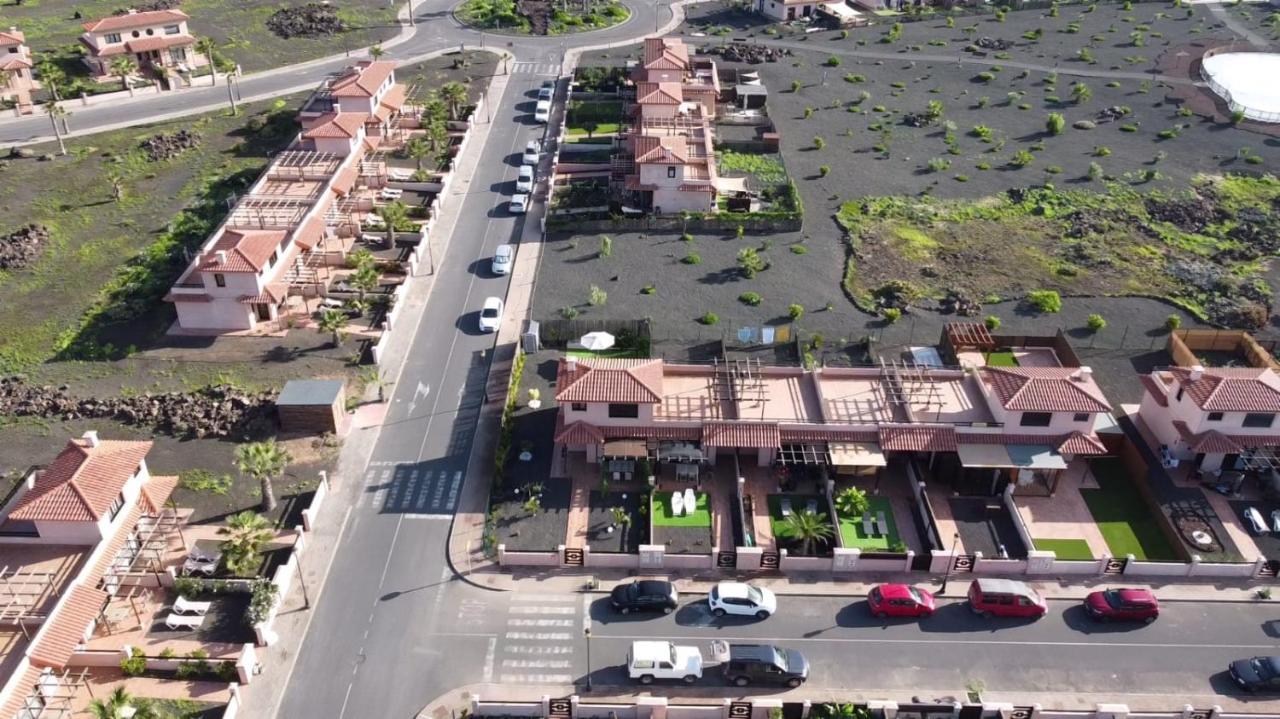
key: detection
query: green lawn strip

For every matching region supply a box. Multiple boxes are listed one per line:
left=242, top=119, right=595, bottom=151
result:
left=651, top=491, right=711, bottom=527
left=984, top=351, right=1019, bottom=367
left=566, top=348, right=646, bottom=359
left=1033, top=537, right=1094, bottom=560
left=1080, top=461, right=1179, bottom=560
left=567, top=124, right=620, bottom=137
left=836, top=495, right=901, bottom=551
left=767, top=494, right=833, bottom=541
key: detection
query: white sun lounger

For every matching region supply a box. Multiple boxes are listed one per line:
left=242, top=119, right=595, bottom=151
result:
left=683, top=488, right=696, bottom=515
left=165, top=613, right=205, bottom=630
left=780, top=497, right=792, bottom=517
left=805, top=498, right=818, bottom=515
left=862, top=514, right=876, bottom=537
left=174, top=596, right=213, bottom=616
left=876, top=510, right=889, bottom=535
left=671, top=491, right=685, bottom=517
left=182, top=557, right=218, bottom=577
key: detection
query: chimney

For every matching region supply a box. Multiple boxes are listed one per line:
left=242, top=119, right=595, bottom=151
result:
left=82, top=430, right=100, bottom=448
left=566, top=357, right=578, bottom=373
left=215, top=250, right=228, bottom=265
left=1189, top=364, right=1205, bottom=382
left=1074, top=366, right=1093, bottom=381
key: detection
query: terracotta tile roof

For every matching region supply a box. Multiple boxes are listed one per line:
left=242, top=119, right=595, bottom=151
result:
left=302, top=112, right=368, bottom=139
left=1168, top=367, right=1280, bottom=413
left=201, top=229, right=287, bottom=273
left=1057, top=431, right=1108, bottom=456
left=556, top=357, right=664, bottom=404
left=238, top=283, right=287, bottom=305
left=0, top=665, right=44, bottom=718
left=623, top=177, right=660, bottom=192
left=703, top=421, right=780, bottom=448
left=139, top=475, right=178, bottom=515
left=0, top=28, right=26, bottom=45
left=29, top=584, right=107, bottom=668
left=330, top=60, right=395, bottom=98
left=635, top=136, right=689, bottom=164
left=83, top=9, right=189, bottom=33
left=982, top=367, right=1111, bottom=413
left=164, top=291, right=213, bottom=303
left=0, top=55, right=32, bottom=71
left=677, top=183, right=715, bottom=192
left=1139, top=374, right=1169, bottom=407
left=878, top=425, right=956, bottom=452
left=636, top=81, right=683, bottom=105
left=10, top=439, right=151, bottom=522
left=330, top=162, right=361, bottom=196
left=81, top=37, right=127, bottom=57
left=602, top=425, right=701, bottom=440
left=555, top=419, right=605, bottom=445
left=125, top=34, right=193, bottom=53
left=643, top=38, right=689, bottom=71
left=778, top=427, right=879, bottom=443
left=380, top=83, right=407, bottom=114
left=1190, top=430, right=1242, bottom=454
left=293, top=213, right=328, bottom=249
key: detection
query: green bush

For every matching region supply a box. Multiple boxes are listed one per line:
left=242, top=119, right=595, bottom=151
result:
left=926, top=157, right=951, bottom=173
left=975, top=72, right=996, bottom=82
left=819, top=165, right=830, bottom=177
left=588, top=285, right=607, bottom=306
left=825, top=55, right=842, bottom=67
left=1026, top=290, right=1063, bottom=313
left=1010, top=149, right=1035, bottom=168
left=788, top=304, right=805, bottom=320
left=791, top=244, right=808, bottom=255
left=844, top=73, right=866, bottom=83
left=1165, top=314, right=1182, bottom=330
left=641, top=284, right=656, bottom=295
left=121, top=647, right=146, bottom=677
left=1045, top=112, right=1066, bottom=135
left=1094, top=145, right=1112, bottom=156
left=882, top=307, right=902, bottom=323
left=984, top=315, right=1001, bottom=330
left=699, top=312, right=719, bottom=325
left=739, top=291, right=763, bottom=306
left=1086, top=313, right=1107, bottom=331
left=681, top=252, right=702, bottom=265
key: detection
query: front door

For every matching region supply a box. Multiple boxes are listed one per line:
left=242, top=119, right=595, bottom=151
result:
left=254, top=303, right=271, bottom=321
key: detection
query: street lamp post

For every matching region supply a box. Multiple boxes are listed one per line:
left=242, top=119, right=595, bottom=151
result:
left=939, top=531, right=961, bottom=595
left=583, top=626, right=593, bottom=691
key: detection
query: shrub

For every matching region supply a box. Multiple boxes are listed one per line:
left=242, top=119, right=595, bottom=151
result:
left=598, top=235, right=612, bottom=258
left=588, top=285, right=607, bottom=306
left=788, top=303, right=805, bottom=320
left=1087, top=161, right=1104, bottom=180
left=984, top=315, right=1002, bottom=330
left=819, top=165, right=830, bottom=177
left=1231, top=110, right=1245, bottom=125
left=1157, top=128, right=1179, bottom=139
left=1072, top=82, right=1093, bottom=103
left=970, top=124, right=994, bottom=140
left=1119, top=123, right=1139, bottom=132
left=1045, top=165, right=1063, bottom=174
left=1086, top=313, right=1107, bottom=331
left=1165, top=314, right=1182, bottom=330
left=1026, top=290, right=1062, bottom=313
left=699, top=312, right=719, bottom=325
left=791, top=80, right=802, bottom=93
left=926, top=157, right=951, bottom=173
left=121, top=647, right=146, bottom=677
left=1010, top=149, right=1035, bottom=168
left=813, top=136, right=826, bottom=150
left=844, top=73, right=866, bottom=83
left=882, top=307, right=902, bottom=323
left=1094, top=145, right=1111, bottom=156
left=835, top=486, right=870, bottom=517
left=825, top=55, right=842, bottom=67
left=641, top=284, right=656, bottom=295
left=976, top=96, right=990, bottom=108
left=839, top=29, right=849, bottom=38
left=975, top=71, right=996, bottom=82
left=954, top=174, right=969, bottom=182
left=737, top=247, right=768, bottom=278
left=791, top=244, right=808, bottom=255
left=560, top=306, right=579, bottom=319
left=976, top=161, right=991, bottom=170
left=1045, top=112, right=1066, bottom=135
left=803, top=106, right=814, bottom=119
left=739, top=291, right=763, bottom=306
left=681, top=252, right=702, bottom=265
left=681, top=232, right=694, bottom=242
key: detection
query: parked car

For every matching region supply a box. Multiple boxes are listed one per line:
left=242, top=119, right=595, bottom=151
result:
left=867, top=583, right=935, bottom=619
left=967, top=578, right=1047, bottom=619
left=508, top=193, right=529, bottom=214
left=491, top=244, right=514, bottom=275
left=538, top=84, right=554, bottom=101
left=1244, top=506, right=1269, bottom=534
left=478, top=296, right=503, bottom=333
left=721, top=644, right=808, bottom=688
left=534, top=99, right=551, bottom=123
left=522, top=139, right=541, bottom=165
left=627, top=640, right=702, bottom=684
left=515, top=164, right=535, bottom=193
left=708, top=582, right=776, bottom=619
left=1083, top=588, right=1159, bottom=623
left=610, top=580, right=678, bottom=615
left=1229, top=656, right=1280, bottom=692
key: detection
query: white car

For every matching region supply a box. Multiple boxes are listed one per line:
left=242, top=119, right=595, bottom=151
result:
left=515, top=165, right=534, bottom=193
left=627, top=641, right=703, bottom=685
left=522, top=139, right=541, bottom=165
left=708, top=581, right=777, bottom=619
left=491, top=244, right=514, bottom=275
left=538, top=85, right=554, bottom=101
left=478, top=296, right=503, bottom=333
left=508, top=193, right=529, bottom=214
left=1244, top=506, right=1268, bottom=535
left=534, top=99, right=551, bottom=123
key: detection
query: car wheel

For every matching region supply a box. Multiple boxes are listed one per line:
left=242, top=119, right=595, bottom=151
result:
left=787, top=678, right=803, bottom=688
left=1144, top=615, right=1156, bottom=624
left=875, top=611, right=888, bottom=619
left=639, top=675, right=654, bottom=685
left=713, top=608, right=727, bottom=617
left=620, top=607, right=630, bottom=615
left=981, top=611, right=993, bottom=620
left=734, top=677, right=750, bottom=687
left=683, top=675, right=698, bottom=684
left=663, top=606, right=673, bottom=615
left=756, top=610, right=771, bottom=620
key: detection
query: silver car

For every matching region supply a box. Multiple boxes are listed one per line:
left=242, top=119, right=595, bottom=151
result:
left=491, top=244, right=514, bottom=275
left=515, top=165, right=534, bottom=193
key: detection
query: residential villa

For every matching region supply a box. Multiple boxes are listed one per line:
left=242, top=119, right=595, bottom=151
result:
left=79, top=8, right=205, bottom=82
left=617, top=38, right=723, bottom=214
left=0, top=431, right=184, bottom=716
left=553, top=333, right=1112, bottom=497
left=165, top=60, right=406, bottom=333
left=0, top=27, right=38, bottom=112
left=755, top=0, right=822, bottom=22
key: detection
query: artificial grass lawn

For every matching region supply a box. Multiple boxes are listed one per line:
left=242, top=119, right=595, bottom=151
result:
left=1033, top=537, right=1094, bottom=561
left=1080, top=460, right=1179, bottom=561
left=651, top=492, right=711, bottom=527
left=567, top=124, right=621, bottom=136
left=566, top=348, right=648, bottom=360
left=837, top=496, right=902, bottom=551
left=767, top=494, right=832, bottom=542
left=985, top=351, right=1019, bottom=367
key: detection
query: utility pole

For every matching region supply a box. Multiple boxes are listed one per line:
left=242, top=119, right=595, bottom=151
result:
left=226, top=76, right=238, bottom=113
left=939, top=531, right=961, bottom=594
left=407, top=0, right=416, bottom=25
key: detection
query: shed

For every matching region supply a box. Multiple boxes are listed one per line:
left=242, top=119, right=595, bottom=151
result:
left=277, top=379, right=346, bottom=434
left=734, top=84, right=768, bottom=110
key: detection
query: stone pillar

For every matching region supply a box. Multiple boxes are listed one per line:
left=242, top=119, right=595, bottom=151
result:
left=833, top=547, right=860, bottom=572
left=903, top=550, right=914, bottom=572
left=737, top=546, right=763, bottom=571
left=639, top=544, right=665, bottom=569
left=498, top=544, right=507, bottom=565
left=1095, top=703, right=1130, bottom=719
left=637, top=696, right=668, bottom=719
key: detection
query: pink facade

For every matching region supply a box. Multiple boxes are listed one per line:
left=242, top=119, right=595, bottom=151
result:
left=0, top=28, right=38, bottom=111
left=79, top=9, right=206, bottom=81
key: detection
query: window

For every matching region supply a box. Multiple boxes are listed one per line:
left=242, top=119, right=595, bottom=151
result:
left=269, top=251, right=278, bottom=267
left=213, top=273, right=226, bottom=288
left=6, top=47, right=16, bottom=54
left=169, top=47, right=186, bottom=63
left=105, top=33, right=122, bottom=44
left=1019, top=412, right=1052, bottom=427
left=1072, top=412, right=1090, bottom=423
left=667, top=166, right=676, bottom=178
left=145, top=28, right=154, bottom=36
left=1244, top=413, right=1275, bottom=429
left=131, top=30, right=141, bottom=38
left=106, top=492, right=126, bottom=522
left=1208, top=412, right=1224, bottom=422
left=608, top=403, right=639, bottom=418
left=570, top=402, right=587, bottom=412
left=164, top=24, right=181, bottom=35
left=1175, top=387, right=1184, bottom=402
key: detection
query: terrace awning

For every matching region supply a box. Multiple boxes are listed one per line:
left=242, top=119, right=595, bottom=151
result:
left=829, top=441, right=887, bottom=467
left=778, top=443, right=829, bottom=465
left=1005, top=444, right=1068, bottom=470
left=603, top=439, right=648, bottom=458
left=956, top=443, right=1014, bottom=469
left=658, top=440, right=705, bottom=463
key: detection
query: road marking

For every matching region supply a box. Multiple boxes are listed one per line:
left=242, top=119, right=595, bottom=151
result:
left=506, top=632, right=573, bottom=640
left=598, top=633, right=1280, bottom=651
left=446, top=470, right=462, bottom=510
left=376, top=514, right=404, bottom=590
left=510, top=593, right=578, bottom=603
left=502, top=659, right=573, bottom=669
left=498, top=673, right=575, bottom=684
left=483, top=637, right=497, bottom=683
left=505, top=645, right=574, bottom=655
left=508, top=605, right=577, bottom=615
left=508, top=618, right=574, bottom=627
left=402, top=514, right=454, bottom=520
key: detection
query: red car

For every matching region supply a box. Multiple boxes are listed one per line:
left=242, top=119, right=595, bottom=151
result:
left=868, top=583, right=936, bottom=618
left=1083, top=588, right=1159, bottom=623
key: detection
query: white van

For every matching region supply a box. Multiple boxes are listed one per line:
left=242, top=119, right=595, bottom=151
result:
left=627, top=641, right=704, bottom=684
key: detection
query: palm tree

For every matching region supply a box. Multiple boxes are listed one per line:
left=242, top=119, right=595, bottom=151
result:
left=350, top=262, right=381, bottom=305
left=35, top=57, right=65, bottom=101
left=88, top=687, right=156, bottom=719
left=195, top=37, right=219, bottom=86
left=377, top=200, right=409, bottom=248
left=403, top=137, right=431, bottom=171
left=440, top=81, right=469, bottom=120
left=218, top=510, right=274, bottom=576
left=369, top=44, right=386, bottom=60
left=46, top=102, right=68, bottom=156
left=108, top=56, right=137, bottom=94
left=780, top=509, right=834, bottom=556
left=317, top=307, right=349, bottom=348
left=233, top=439, right=292, bottom=513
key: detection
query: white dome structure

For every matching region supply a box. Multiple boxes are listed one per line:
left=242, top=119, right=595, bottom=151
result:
left=1201, top=50, right=1280, bottom=123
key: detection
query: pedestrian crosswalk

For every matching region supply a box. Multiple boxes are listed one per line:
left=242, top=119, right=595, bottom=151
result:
left=493, top=593, right=582, bottom=684
left=359, top=464, right=463, bottom=515
left=511, top=61, right=560, bottom=75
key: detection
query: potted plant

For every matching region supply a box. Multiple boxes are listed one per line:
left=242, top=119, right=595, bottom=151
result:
left=519, top=440, right=534, bottom=462
left=527, top=387, right=541, bottom=409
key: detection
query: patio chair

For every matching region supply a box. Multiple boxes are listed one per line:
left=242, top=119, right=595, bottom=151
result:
left=164, top=613, right=205, bottom=631
left=780, top=497, right=792, bottom=517
left=612, top=471, right=621, bottom=482
left=671, top=491, right=685, bottom=517
left=173, top=595, right=213, bottom=616
left=862, top=515, right=876, bottom=537
left=683, top=488, right=696, bottom=515
left=876, top=510, right=889, bottom=535
left=181, top=556, right=218, bottom=577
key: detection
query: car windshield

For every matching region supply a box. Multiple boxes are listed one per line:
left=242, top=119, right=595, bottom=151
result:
left=907, top=587, right=923, bottom=604
left=1103, top=591, right=1124, bottom=609
left=869, top=587, right=882, bottom=602
left=747, top=586, right=763, bottom=603
left=482, top=308, right=498, bottom=318
left=773, top=648, right=787, bottom=669
left=1254, top=658, right=1280, bottom=679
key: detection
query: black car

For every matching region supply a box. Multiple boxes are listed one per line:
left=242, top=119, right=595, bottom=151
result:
left=1229, top=656, right=1280, bottom=692
left=610, top=580, right=678, bottom=615
left=721, top=644, right=809, bottom=688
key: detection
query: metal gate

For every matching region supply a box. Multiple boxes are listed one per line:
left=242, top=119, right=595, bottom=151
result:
left=1103, top=556, right=1127, bottom=575
left=717, top=550, right=737, bottom=569
left=760, top=551, right=780, bottom=570
left=563, top=547, right=584, bottom=567
left=952, top=554, right=975, bottom=573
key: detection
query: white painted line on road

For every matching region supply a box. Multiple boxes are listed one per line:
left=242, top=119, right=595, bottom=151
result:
left=416, top=470, right=433, bottom=510
left=499, top=673, right=575, bottom=684
left=505, top=645, right=574, bottom=655
left=338, top=682, right=355, bottom=719
left=582, top=593, right=592, bottom=634
left=376, top=514, right=405, bottom=590
left=502, top=659, right=573, bottom=669
left=599, top=634, right=1280, bottom=651
left=506, top=632, right=573, bottom=640
left=510, top=593, right=579, bottom=603
left=508, top=605, right=577, bottom=615
left=402, top=514, right=454, bottom=520
left=483, top=637, right=497, bottom=683
left=508, top=618, right=574, bottom=627
left=446, top=470, right=462, bottom=510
